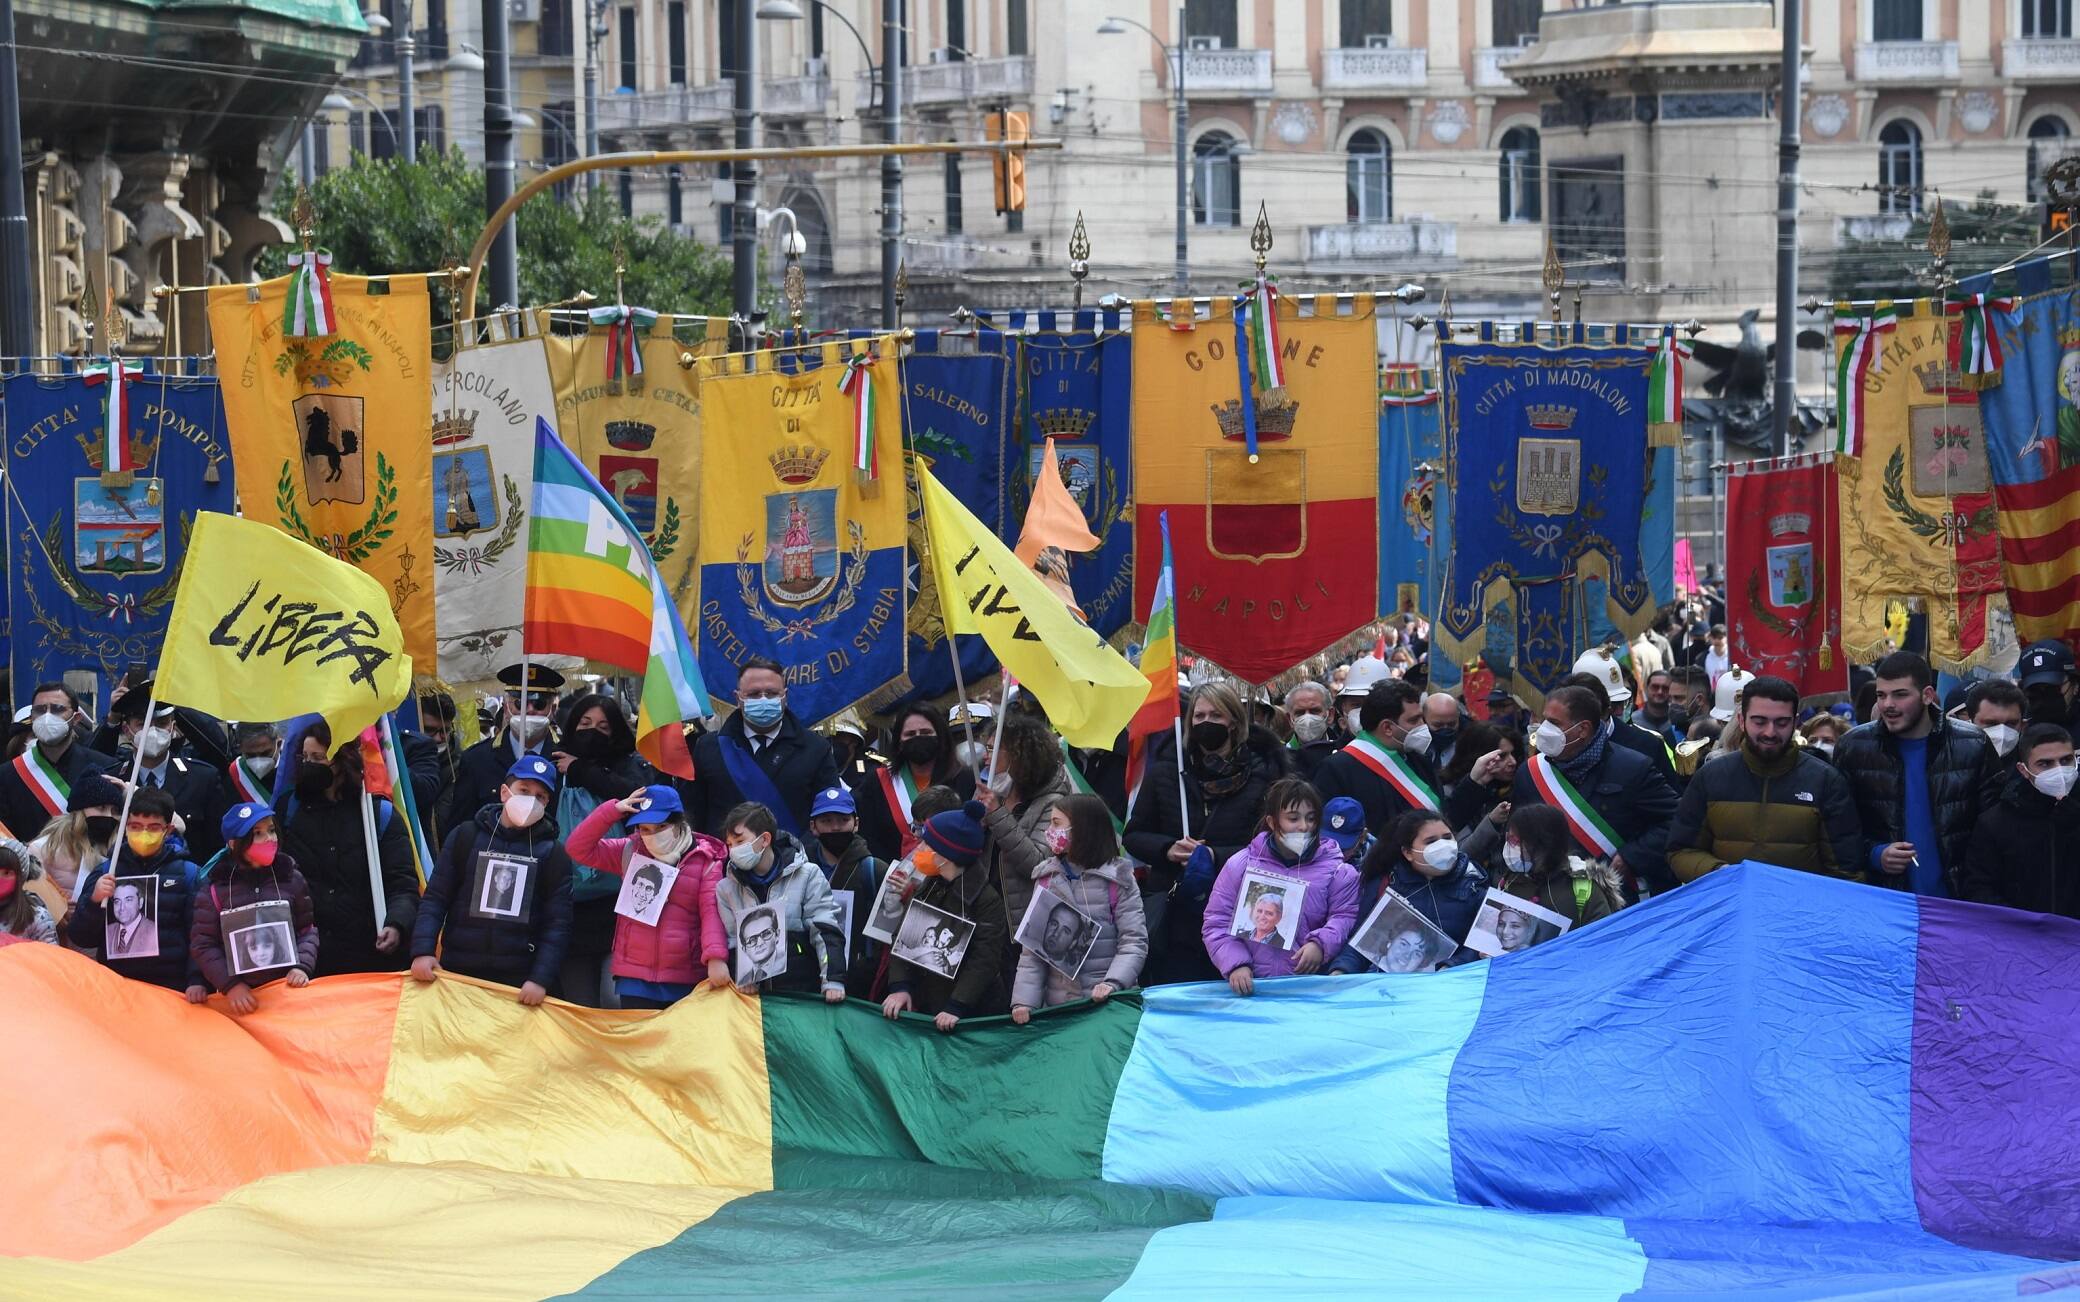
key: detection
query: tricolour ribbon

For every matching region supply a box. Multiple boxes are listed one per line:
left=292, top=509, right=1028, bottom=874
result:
left=80, top=356, right=134, bottom=473
left=102, top=593, right=138, bottom=624
left=1246, top=274, right=1285, bottom=406
left=1945, top=292, right=2013, bottom=391
left=588, top=303, right=659, bottom=383
left=283, top=249, right=337, bottom=338
left=1833, top=303, right=1899, bottom=458
left=1646, top=324, right=1691, bottom=449
left=839, top=351, right=878, bottom=479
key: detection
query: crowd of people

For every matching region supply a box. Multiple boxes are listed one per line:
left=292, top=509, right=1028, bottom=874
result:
left=5, top=597, right=2077, bottom=1024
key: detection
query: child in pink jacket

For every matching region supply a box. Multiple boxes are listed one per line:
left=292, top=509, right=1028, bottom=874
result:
left=1201, top=778, right=1361, bottom=996
left=566, top=784, right=729, bottom=1008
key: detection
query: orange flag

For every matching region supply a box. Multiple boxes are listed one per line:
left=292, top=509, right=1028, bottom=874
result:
left=1016, top=437, right=1102, bottom=565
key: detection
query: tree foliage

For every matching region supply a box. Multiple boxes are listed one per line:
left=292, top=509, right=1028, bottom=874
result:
left=260, top=150, right=732, bottom=318
left=1825, top=190, right=2043, bottom=302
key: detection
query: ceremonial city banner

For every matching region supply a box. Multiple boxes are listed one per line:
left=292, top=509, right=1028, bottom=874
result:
left=430, top=323, right=559, bottom=687
left=1971, top=261, right=2080, bottom=643
left=156, top=511, right=411, bottom=746
left=2, top=363, right=234, bottom=706
left=538, top=310, right=726, bottom=628
left=1009, top=311, right=1136, bottom=641
left=1131, top=294, right=1379, bottom=683
left=1436, top=340, right=1657, bottom=708
left=1726, top=454, right=1847, bottom=699
left=1833, top=299, right=2003, bottom=667
left=1378, top=363, right=1447, bottom=624
left=207, top=271, right=436, bottom=666
left=696, top=341, right=907, bottom=723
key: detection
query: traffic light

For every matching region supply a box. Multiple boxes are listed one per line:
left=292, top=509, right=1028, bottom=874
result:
left=989, top=109, right=1029, bottom=215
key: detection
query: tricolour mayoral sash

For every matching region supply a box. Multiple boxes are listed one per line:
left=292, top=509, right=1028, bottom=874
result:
left=875, top=765, right=921, bottom=856
left=227, top=756, right=272, bottom=806
left=1526, top=754, right=1621, bottom=858
left=1341, top=736, right=1440, bottom=813
left=12, top=747, right=69, bottom=820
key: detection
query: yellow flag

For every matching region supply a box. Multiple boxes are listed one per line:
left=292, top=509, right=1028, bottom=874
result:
left=156, top=512, right=412, bottom=745
left=919, top=461, right=1144, bottom=749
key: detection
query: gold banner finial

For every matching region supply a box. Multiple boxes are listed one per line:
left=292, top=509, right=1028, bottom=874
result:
left=102, top=288, right=125, bottom=352
left=1068, top=210, right=1091, bottom=311
left=291, top=186, right=317, bottom=252
left=1542, top=237, right=1565, bottom=323
left=1249, top=201, right=1273, bottom=274
left=1926, top=193, right=1951, bottom=264
left=612, top=233, right=628, bottom=305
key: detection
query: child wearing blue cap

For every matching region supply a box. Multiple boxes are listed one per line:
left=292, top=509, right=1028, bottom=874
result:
left=803, top=784, right=885, bottom=998
left=190, top=801, right=319, bottom=1015
left=565, top=783, right=731, bottom=1008
left=411, top=753, right=576, bottom=1006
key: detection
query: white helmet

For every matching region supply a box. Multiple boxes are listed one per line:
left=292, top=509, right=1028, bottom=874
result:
left=1338, top=656, right=1392, bottom=701
left=1572, top=646, right=1633, bottom=704
left=1711, top=667, right=1755, bottom=722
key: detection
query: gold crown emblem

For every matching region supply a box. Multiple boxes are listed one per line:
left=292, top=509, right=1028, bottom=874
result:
left=1915, top=359, right=1965, bottom=393
left=769, top=443, right=831, bottom=485
left=293, top=353, right=352, bottom=389
left=604, top=419, right=656, bottom=451
left=76, top=429, right=156, bottom=471
left=430, top=410, right=477, bottom=447
left=1525, top=403, right=1578, bottom=431
left=1211, top=394, right=1300, bottom=443
left=2059, top=324, right=2080, bottom=351
left=1034, top=407, right=1095, bottom=439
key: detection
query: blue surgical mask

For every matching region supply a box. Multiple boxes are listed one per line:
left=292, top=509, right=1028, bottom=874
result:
left=742, top=697, right=785, bottom=729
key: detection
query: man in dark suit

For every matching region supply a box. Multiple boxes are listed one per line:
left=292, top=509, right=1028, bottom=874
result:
left=1513, top=684, right=1681, bottom=897
left=0, top=682, right=116, bottom=840
left=681, top=657, right=840, bottom=836
left=107, top=685, right=226, bottom=859
left=444, top=664, right=565, bottom=831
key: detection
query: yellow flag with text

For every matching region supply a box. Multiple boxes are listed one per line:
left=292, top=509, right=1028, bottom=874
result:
left=208, top=272, right=435, bottom=666
left=920, top=461, right=1144, bottom=749
left=156, top=512, right=412, bottom=745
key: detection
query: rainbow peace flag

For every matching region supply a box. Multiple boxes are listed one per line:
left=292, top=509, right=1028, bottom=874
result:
left=3, top=866, right=2076, bottom=1297
left=1124, top=510, right=1179, bottom=813
left=524, top=417, right=708, bottom=777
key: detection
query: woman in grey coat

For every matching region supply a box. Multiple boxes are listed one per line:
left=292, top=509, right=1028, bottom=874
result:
left=1011, top=794, right=1149, bottom=1019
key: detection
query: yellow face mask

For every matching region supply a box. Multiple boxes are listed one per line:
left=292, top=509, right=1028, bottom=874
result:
left=126, top=827, right=167, bottom=858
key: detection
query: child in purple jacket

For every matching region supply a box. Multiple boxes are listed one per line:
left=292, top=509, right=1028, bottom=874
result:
left=1201, top=778, right=1360, bottom=996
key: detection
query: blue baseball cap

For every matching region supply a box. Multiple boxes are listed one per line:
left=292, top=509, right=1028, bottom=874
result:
left=505, top=754, right=560, bottom=792
left=220, top=801, right=274, bottom=843
left=1322, top=796, right=1367, bottom=852
left=625, top=784, right=682, bottom=828
left=811, top=785, right=856, bottom=818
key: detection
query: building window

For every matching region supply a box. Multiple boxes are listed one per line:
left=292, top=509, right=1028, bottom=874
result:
left=945, top=151, right=963, bottom=233
left=1499, top=125, right=1541, bottom=222
left=618, top=5, right=637, bottom=88
left=1340, top=0, right=1391, bottom=46
left=2024, top=0, right=2074, bottom=37
left=1184, top=0, right=1237, bottom=49
left=540, top=0, right=571, bottom=56
left=423, top=0, right=448, bottom=59
left=543, top=101, right=576, bottom=199
left=1345, top=128, right=1391, bottom=223
left=312, top=124, right=331, bottom=174
left=718, top=162, right=733, bottom=242
left=1007, top=0, right=1027, bottom=57
left=1493, top=0, right=1542, bottom=47
left=414, top=105, right=446, bottom=156
left=945, top=0, right=965, bottom=58
left=1879, top=119, right=1922, bottom=214
left=810, top=1, right=824, bottom=58
left=357, top=108, right=403, bottom=160
left=1548, top=156, right=1624, bottom=280
left=667, top=166, right=684, bottom=225
left=1872, top=0, right=1921, bottom=41
left=668, top=0, right=687, bottom=83
left=720, top=0, right=742, bottom=78
left=2029, top=116, right=2072, bottom=202
left=619, top=169, right=634, bottom=217
left=1193, top=130, right=1241, bottom=226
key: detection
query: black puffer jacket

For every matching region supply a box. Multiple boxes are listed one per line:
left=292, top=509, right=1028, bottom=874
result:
left=413, top=804, right=574, bottom=990
left=280, top=790, right=419, bottom=976
left=1960, top=774, right=2080, bottom=918
left=1831, top=716, right=2006, bottom=890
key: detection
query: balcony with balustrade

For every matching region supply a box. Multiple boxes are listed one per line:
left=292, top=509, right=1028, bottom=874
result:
left=2004, top=38, right=2080, bottom=82
left=1303, top=220, right=1460, bottom=269
left=1174, top=47, right=1272, bottom=97
left=852, top=55, right=1033, bottom=110
left=601, top=72, right=830, bottom=136
left=1854, top=40, right=1959, bottom=83
left=1321, top=45, right=1428, bottom=93
left=1473, top=46, right=1527, bottom=91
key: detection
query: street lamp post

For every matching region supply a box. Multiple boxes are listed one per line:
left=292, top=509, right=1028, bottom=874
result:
left=1100, top=10, right=1187, bottom=294
left=482, top=0, right=518, bottom=307
left=396, top=0, right=416, bottom=163
left=583, top=0, right=608, bottom=187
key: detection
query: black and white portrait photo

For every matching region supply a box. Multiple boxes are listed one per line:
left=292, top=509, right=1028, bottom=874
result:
left=862, top=859, right=916, bottom=945
left=1464, top=889, right=1571, bottom=959
left=1351, top=889, right=1456, bottom=974
left=470, top=853, right=534, bottom=923
left=104, top=875, right=159, bottom=960
left=829, top=889, right=854, bottom=972
left=734, top=905, right=790, bottom=988
left=1229, top=869, right=1307, bottom=951
left=613, top=854, right=680, bottom=927
left=221, top=901, right=296, bottom=978
left=891, top=900, right=975, bottom=980
left=1014, top=890, right=1099, bottom=979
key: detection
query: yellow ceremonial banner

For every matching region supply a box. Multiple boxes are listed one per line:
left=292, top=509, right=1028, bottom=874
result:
left=695, top=340, right=908, bottom=724
left=208, top=271, right=436, bottom=666
left=1836, top=299, right=2005, bottom=667
left=156, top=512, right=411, bottom=745
left=920, top=461, right=1144, bottom=749
left=539, top=311, right=727, bottom=625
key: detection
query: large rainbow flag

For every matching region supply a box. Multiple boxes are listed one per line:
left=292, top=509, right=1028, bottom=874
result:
left=4, top=865, right=2075, bottom=1297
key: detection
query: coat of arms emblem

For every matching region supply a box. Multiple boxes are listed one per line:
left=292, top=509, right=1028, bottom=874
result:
left=295, top=393, right=365, bottom=505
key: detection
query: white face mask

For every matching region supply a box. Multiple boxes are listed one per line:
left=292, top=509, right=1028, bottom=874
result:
left=1810, top=741, right=1834, bottom=759
left=1345, top=708, right=1365, bottom=737
left=1277, top=830, right=1313, bottom=857
left=502, top=794, right=544, bottom=828
left=246, top=753, right=277, bottom=779
left=1532, top=720, right=1570, bottom=758
left=1290, top=712, right=1329, bottom=744
left=31, top=712, right=69, bottom=746
left=1502, top=842, right=1528, bottom=874
left=729, top=838, right=767, bottom=870
left=2033, top=762, right=2078, bottom=801
left=139, top=726, right=173, bottom=761
left=1399, top=722, right=1432, bottom=755
left=1421, top=838, right=1459, bottom=872
left=515, top=712, right=551, bottom=743
left=1985, top=724, right=2020, bottom=756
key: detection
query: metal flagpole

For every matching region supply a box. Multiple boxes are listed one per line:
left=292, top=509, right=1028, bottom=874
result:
left=106, top=689, right=161, bottom=870
left=947, top=637, right=977, bottom=757
left=359, top=783, right=386, bottom=935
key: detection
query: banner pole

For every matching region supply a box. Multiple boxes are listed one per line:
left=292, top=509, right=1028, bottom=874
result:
left=106, top=687, right=159, bottom=871
left=946, top=635, right=977, bottom=757
left=359, top=786, right=386, bottom=936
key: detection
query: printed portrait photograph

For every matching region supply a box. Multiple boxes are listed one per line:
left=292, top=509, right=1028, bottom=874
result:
left=228, top=921, right=298, bottom=977
left=1351, top=889, right=1456, bottom=974
left=471, top=853, right=533, bottom=922
left=891, top=900, right=975, bottom=980
left=1229, top=869, right=1307, bottom=951
left=1464, top=889, right=1571, bottom=959
left=613, top=854, right=680, bottom=927
left=828, top=888, right=854, bottom=972
left=104, top=875, right=160, bottom=960
left=862, top=859, right=916, bottom=945
left=1014, top=890, right=1100, bottom=979
left=734, top=904, right=791, bottom=988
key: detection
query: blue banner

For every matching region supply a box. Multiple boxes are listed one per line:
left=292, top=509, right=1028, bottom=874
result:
left=1435, top=340, right=1656, bottom=707
left=1008, top=310, right=1135, bottom=642
left=3, top=362, right=235, bottom=710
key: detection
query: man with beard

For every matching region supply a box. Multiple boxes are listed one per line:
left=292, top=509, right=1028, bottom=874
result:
left=2018, top=640, right=2077, bottom=728
left=1832, top=652, right=2006, bottom=896
left=1667, top=675, right=1862, bottom=882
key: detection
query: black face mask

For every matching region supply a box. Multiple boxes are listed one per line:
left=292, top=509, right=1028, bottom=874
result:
left=295, top=761, right=334, bottom=800
left=817, top=830, right=855, bottom=860
left=1189, top=721, right=1231, bottom=753
left=897, top=735, right=941, bottom=768
left=563, top=729, right=614, bottom=760
left=2027, top=689, right=2071, bottom=727
left=85, top=815, right=118, bottom=846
